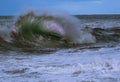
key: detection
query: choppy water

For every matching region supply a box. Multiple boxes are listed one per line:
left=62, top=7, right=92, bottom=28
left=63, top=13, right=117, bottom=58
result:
left=0, top=14, right=120, bottom=82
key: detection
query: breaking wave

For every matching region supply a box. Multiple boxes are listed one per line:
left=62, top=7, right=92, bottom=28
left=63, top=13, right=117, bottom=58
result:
left=0, top=10, right=120, bottom=48
left=1, top=10, right=96, bottom=48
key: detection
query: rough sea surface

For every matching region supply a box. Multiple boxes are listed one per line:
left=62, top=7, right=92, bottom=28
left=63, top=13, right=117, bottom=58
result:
left=0, top=15, right=120, bottom=82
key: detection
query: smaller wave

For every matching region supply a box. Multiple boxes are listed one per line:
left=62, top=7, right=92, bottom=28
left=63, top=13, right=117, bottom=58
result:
left=92, top=27, right=120, bottom=42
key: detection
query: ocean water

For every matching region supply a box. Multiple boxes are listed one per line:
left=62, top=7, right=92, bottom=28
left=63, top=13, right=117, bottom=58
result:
left=0, top=14, right=120, bottom=82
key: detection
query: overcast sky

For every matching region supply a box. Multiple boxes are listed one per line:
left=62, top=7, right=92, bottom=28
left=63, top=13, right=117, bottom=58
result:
left=0, top=0, right=120, bottom=15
